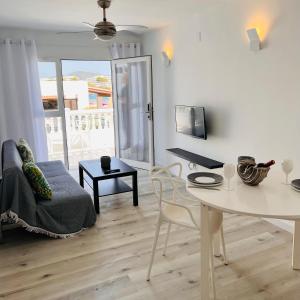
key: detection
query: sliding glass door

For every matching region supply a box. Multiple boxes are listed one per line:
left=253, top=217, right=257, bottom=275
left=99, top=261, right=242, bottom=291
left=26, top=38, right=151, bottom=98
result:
left=38, top=60, right=114, bottom=169
left=61, top=60, right=114, bottom=169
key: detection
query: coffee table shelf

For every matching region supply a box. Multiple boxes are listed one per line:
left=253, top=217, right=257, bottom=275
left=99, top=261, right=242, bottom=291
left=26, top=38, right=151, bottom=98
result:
left=84, top=176, right=133, bottom=197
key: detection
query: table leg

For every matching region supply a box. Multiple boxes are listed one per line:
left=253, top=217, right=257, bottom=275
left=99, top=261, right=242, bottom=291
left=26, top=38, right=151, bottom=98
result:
left=213, top=231, right=221, bottom=257
left=132, top=172, right=138, bottom=206
left=93, top=180, right=100, bottom=214
left=0, top=221, right=3, bottom=243
left=79, top=166, right=84, bottom=187
left=200, top=204, right=210, bottom=299
left=292, top=220, right=300, bottom=269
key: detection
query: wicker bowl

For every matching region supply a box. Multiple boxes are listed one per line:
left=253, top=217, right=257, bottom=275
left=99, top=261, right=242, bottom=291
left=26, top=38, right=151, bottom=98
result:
left=237, top=156, right=270, bottom=186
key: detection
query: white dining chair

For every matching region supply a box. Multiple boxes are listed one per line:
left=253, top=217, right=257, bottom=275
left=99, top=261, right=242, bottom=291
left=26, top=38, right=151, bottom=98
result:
left=146, top=162, right=227, bottom=299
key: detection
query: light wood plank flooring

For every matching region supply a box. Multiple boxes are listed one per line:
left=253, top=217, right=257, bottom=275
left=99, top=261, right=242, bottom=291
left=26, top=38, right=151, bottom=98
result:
left=1, top=175, right=300, bottom=300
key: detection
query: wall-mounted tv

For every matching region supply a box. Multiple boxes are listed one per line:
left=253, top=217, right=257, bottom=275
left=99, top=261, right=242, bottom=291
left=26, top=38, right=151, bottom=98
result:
left=175, top=105, right=207, bottom=140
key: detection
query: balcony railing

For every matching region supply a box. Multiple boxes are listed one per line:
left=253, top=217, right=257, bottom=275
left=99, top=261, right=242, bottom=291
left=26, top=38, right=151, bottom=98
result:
left=45, top=108, right=115, bottom=168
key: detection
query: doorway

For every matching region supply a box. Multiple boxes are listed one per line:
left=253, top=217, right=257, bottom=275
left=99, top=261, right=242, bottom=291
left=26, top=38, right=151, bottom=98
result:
left=111, top=56, right=154, bottom=170
left=38, top=56, right=154, bottom=171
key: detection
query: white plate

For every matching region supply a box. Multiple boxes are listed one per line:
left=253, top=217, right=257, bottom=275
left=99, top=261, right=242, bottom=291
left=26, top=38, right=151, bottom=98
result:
left=188, top=181, right=223, bottom=187
left=187, top=172, right=223, bottom=186
left=195, top=177, right=216, bottom=184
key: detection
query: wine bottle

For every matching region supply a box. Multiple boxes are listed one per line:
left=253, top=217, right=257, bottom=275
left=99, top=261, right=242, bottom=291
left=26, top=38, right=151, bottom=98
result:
left=256, top=160, right=275, bottom=168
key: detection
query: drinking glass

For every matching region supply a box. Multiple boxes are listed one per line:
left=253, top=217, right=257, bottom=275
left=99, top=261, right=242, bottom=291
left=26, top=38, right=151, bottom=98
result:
left=281, top=159, right=293, bottom=185
left=224, top=163, right=235, bottom=191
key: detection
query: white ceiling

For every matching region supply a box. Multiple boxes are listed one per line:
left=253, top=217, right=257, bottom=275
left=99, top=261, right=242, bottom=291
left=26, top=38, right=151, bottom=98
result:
left=0, top=0, right=211, bottom=32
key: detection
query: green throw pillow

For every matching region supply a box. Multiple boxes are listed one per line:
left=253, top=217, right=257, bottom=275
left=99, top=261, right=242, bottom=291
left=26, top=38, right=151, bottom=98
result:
left=17, top=138, right=35, bottom=163
left=22, top=162, right=52, bottom=201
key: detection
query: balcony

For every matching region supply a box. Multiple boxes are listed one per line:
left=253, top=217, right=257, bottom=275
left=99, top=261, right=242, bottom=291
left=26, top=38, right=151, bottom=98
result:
left=45, top=108, right=115, bottom=169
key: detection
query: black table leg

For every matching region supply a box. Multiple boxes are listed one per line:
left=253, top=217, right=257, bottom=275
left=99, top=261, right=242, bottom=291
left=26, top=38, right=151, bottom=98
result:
left=0, top=221, right=3, bottom=244
left=79, top=166, right=84, bottom=187
left=132, top=172, right=138, bottom=206
left=93, top=180, right=100, bottom=214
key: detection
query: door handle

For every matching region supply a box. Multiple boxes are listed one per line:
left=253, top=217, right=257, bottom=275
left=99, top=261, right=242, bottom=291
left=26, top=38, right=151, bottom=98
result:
left=145, top=103, right=153, bottom=120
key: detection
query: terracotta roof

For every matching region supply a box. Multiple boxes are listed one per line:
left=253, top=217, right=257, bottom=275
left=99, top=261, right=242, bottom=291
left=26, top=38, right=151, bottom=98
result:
left=88, top=87, right=111, bottom=96
left=42, top=96, right=57, bottom=100
left=42, top=96, right=77, bottom=101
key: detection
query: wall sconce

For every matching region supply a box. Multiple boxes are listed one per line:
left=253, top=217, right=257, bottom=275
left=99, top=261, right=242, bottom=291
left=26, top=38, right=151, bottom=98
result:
left=161, top=51, right=171, bottom=66
left=246, top=28, right=261, bottom=51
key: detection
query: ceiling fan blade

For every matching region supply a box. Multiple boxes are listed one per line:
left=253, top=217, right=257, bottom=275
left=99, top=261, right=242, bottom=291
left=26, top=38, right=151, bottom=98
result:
left=56, top=31, right=93, bottom=35
left=116, top=25, right=148, bottom=29
left=82, top=21, right=97, bottom=29
left=116, top=25, right=148, bottom=33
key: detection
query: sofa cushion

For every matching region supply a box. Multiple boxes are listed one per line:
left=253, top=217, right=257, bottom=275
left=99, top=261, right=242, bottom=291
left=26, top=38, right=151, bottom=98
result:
left=35, top=161, right=96, bottom=234
left=36, top=161, right=91, bottom=203
left=22, top=162, right=52, bottom=201
left=17, top=138, right=34, bottom=163
left=36, top=160, right=69, bottom=178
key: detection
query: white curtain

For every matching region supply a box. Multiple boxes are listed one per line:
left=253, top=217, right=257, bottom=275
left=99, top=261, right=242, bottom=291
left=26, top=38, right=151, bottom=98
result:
left=0, top=39, right=48, bottom=162
left=109, top=42, right=149, bottom=163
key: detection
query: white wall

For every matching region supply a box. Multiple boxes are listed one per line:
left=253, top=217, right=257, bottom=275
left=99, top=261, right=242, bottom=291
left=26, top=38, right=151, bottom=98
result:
left=143, top=0, right=300, bottom=176
left=0, top=27, right=141, bottom=60
left=143, top=0, right=300, bottom=231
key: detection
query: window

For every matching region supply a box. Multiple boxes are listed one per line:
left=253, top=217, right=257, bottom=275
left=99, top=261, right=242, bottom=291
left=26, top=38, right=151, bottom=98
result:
left=38, top=62, right=59, bottom=111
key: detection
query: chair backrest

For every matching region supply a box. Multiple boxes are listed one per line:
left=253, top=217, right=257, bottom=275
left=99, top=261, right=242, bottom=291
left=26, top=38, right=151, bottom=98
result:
left=150, top=163, right=202, bottom=229
left=150, top=162, right=182, bottom=178
left=150, top=163, right=183, bottom=207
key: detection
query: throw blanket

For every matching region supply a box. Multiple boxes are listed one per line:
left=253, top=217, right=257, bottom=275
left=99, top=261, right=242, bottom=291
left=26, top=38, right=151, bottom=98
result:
left=0, top=140, right=96, bottom=238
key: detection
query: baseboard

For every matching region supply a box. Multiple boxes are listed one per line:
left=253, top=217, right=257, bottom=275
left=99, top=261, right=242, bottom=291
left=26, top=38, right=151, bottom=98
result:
left=265, top=218, right=294, bottom=233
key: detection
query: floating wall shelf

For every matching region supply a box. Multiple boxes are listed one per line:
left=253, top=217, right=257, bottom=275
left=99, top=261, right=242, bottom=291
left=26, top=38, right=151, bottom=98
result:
left=166, top=148, right=224, bottom=169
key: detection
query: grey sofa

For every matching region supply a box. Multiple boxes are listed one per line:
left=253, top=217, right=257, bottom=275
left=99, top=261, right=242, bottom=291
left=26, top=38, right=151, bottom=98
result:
left=0, top=140, right=96, bottom=239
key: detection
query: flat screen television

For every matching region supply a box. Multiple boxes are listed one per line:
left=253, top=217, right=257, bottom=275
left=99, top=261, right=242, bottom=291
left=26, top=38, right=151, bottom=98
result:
left=175, top=105, right=207, bottom=140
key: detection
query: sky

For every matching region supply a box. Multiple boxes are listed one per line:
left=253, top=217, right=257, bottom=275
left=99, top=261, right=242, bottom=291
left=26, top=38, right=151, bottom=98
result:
left=38, top=60, right=111, bottom=78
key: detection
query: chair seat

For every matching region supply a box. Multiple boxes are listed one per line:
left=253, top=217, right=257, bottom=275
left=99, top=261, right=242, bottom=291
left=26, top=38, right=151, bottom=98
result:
left=162, top=203, right=223, bottom=233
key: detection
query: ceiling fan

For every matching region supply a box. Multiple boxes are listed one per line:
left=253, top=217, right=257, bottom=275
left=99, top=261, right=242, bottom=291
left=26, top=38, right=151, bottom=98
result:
left=57, top=0, right=148, bottom=40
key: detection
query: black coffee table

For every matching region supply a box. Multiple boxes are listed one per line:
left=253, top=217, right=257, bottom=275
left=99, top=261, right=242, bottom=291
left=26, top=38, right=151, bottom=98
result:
left=79, top=158, right=138, bottom=214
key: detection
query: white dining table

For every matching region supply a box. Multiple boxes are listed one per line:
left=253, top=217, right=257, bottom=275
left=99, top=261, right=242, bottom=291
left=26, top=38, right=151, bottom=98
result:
left=187, top=168, right=300, bottom=300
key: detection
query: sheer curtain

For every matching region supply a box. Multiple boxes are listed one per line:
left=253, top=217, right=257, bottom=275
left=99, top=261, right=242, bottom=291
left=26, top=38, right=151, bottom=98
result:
left=110, top=42, right=149, bottom=163
left=0, top=39, right=48, bottom=162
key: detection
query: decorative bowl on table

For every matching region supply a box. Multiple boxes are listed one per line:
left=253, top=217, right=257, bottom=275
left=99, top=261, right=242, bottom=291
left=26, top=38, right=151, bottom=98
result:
left=237, top=156, right=275, bottom=186
left=291, top=179, right=300, bottom=192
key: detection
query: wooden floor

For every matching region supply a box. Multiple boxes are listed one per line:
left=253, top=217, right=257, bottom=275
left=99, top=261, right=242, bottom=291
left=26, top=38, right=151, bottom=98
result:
left=1, top=176, right=300, bottom=300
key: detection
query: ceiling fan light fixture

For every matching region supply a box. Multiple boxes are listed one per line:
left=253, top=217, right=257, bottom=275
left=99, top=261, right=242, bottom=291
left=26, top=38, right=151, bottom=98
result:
left=97, top=0, right=111, bottom=9
left=94, top=21, right=117, bottom=41
left=72, top=0, right=147, bottom=40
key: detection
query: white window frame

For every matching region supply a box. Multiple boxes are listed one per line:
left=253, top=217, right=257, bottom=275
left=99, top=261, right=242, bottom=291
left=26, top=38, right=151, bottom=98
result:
left=39, top=59, right=69, bottom=168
